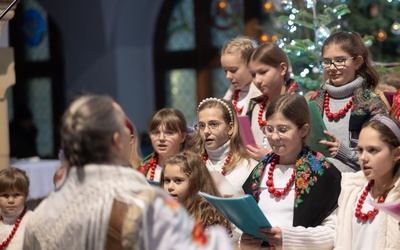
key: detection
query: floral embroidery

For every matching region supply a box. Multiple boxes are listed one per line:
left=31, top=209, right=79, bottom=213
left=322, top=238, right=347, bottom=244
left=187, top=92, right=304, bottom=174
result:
left=293, top=149, right=328, bottom=207
left=192, top=220, right=208, bottom=246
left=251, top=147, right=331, bottom=208
left=390, top=89, right=400, bottom=120
left=310, top=89, right=321, bottom=101
left=163, top=195, right=181, bottom=210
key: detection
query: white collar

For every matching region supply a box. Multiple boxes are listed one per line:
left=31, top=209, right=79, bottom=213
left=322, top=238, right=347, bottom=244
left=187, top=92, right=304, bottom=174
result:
left=206, top=140, right=230, bottom=162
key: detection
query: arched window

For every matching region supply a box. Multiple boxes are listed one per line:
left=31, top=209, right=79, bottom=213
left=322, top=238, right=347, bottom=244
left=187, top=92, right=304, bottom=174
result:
left=154, top=0, right=262, bottom=124
left=9, top=0, right=64, bottom=158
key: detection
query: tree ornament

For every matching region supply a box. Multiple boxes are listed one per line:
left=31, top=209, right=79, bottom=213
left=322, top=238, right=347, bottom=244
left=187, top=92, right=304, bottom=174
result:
left=305, top=0, right=314, bottom=9
left=377, top=29, right=387, bottom=42
left=391, top=21, right=400, bottom=35
left=281, top=0, right=293, bottom=11
left=264, top=0, right=273, bottom=12
left=316, top=25, right=331, bottom=41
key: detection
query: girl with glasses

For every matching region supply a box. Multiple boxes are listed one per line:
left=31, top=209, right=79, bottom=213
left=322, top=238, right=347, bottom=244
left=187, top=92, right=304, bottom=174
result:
left=310, top=31, right=389, bottom=172
left=241, top=94, right=341, bottom=249
left=138, top=108, right=187, bottom=182
left=220, top=36, right=262, bottom=115
left=188, top=98, right=257, bottom=198
left=246, top=42, right=299, bottom=161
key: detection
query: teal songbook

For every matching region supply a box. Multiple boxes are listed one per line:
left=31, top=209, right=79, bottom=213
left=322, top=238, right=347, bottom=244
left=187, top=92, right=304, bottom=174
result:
left=147, top=179, right=160, bottom=186
left=198, top=192, right=272, bottom=241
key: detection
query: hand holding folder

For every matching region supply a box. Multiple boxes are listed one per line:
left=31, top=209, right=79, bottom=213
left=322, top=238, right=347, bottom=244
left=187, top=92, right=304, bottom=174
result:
left=198, top=192, right=272, bottom=242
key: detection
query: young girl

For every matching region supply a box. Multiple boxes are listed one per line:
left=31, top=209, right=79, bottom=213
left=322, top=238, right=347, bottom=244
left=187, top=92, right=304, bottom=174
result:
left=138, top=108, right=187, bottom=182
left=334, top=114, right=400, bottom=249
left=310, top=31, right=388, bottom=172
left=246, top=42, right=298, bottom=161
left=0, top=167, right=33, bottom=249
left=189, top=97, right=257, bottom=197
left=220, top=36, right=261, bottom=115
left=160, top=151, right=232, bottom=237
left=241, top=94, right=341, bottom=250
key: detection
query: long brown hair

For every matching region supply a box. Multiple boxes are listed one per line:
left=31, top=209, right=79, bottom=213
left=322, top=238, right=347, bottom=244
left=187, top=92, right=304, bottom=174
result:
left=159, top=151, right=231, bottom=233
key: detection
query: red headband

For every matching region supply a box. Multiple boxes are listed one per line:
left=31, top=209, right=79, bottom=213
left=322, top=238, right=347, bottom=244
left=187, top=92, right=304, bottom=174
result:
left=125, top=117, right=134, bottom=135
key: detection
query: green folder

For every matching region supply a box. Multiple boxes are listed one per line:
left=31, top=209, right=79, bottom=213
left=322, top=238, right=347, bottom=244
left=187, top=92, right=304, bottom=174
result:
left=307, top=101, right=332, bottom=157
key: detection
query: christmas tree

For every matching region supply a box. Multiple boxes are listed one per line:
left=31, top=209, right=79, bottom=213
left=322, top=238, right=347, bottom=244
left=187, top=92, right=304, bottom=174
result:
left=261, top=0, right=400, bottom=93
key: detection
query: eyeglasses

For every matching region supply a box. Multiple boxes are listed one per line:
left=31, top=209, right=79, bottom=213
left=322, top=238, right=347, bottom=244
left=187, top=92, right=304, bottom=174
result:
left=320, top=57, right=354, bottom=69
left=149, top=130, right=177, bottom=138
left=195, top=121, right=222, bottom=132
left=262, top=125, right=293, bottom=138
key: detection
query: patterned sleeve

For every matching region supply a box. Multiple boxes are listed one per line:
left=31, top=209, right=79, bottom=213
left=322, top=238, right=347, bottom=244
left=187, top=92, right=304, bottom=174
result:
left=145, top=194, right=234, bottom=250
left=390, top=89, right=400, bottom=120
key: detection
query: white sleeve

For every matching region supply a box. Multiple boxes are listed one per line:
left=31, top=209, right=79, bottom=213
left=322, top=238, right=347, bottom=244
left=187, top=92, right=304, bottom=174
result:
left=146, top=195, right=234, bottom=250
left=280, top=209, right=337, bottom=250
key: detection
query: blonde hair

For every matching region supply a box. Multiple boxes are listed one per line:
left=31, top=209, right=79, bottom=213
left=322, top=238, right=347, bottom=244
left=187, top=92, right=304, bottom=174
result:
left=221, top=36, right=258, bottom=62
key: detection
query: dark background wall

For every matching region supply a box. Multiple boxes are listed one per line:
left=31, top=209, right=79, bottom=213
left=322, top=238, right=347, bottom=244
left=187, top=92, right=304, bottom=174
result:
left=35, top=0, right=163, bottom=133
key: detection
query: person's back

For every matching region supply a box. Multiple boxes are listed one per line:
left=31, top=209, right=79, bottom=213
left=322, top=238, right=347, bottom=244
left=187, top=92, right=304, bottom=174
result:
left=23, top=94, right=233, bottom=250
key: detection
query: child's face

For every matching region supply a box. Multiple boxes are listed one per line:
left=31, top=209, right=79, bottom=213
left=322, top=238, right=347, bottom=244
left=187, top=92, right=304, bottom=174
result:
left=322, top=44, right=358, bottom=86
left=149, top=124, right=185, bottom=158
left=264, top=112, right=307, bottom=163
left=248, top=60, right=286, bottom=96
left=220, top=54, right=253, bottom=90
left=163, top=164, right=189, bottom=203
left=358, top=126, right=399, bottom=183
left=0, top=189, right=26, bottom=214
left=198, top=107, right=233, bottom=150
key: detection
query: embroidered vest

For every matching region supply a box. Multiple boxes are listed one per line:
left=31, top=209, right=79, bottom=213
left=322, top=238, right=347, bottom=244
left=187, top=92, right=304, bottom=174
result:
left=242, top=147, right=341, bottom=227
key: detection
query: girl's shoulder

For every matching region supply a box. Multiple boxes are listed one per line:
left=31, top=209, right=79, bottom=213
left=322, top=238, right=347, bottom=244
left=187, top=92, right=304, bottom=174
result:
left=353, top=85, right=389, bottom=114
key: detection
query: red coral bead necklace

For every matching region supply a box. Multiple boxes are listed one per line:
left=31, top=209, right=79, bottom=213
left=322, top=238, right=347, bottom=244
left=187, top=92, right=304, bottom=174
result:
left=355, top=179, right=386, bottom=222
left=323, top=92, right=353, bottom=121
left=139, top=156, right=158, bottom=180
left=258, top=95, right=269, bottom=127
left=0, top=207, right=27, bottom=249
left=232, top=90, right=243, bottom=114
left=203, top=152, right=232, bottom=176
left=265, top=155, right=296, bottom=198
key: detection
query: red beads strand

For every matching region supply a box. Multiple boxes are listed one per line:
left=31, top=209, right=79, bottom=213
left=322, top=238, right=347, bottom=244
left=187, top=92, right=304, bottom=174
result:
left=258, top=95, right=269, bottom=127
left=232, top=90, right=243, bottom=114
left=355, top=179, right=386, bottom=222
left=139, top=157, right=158, bottom=180
left=323, top=93, right=353, bottom=121
left=203, top=152, right=232, bottom=176
left=0, top=207, right=27, bottom=249
left=265, top=155, right=296, bottom=198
